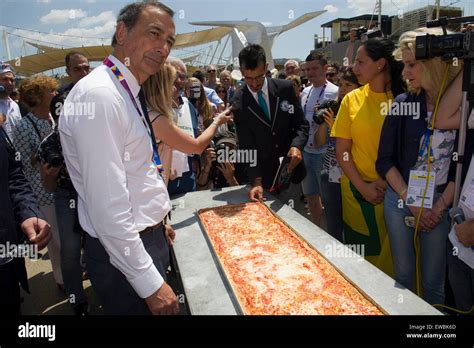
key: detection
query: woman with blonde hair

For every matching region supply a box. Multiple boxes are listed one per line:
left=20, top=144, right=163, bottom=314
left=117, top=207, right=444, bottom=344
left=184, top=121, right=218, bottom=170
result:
left=376, top=28, right=461, bottom=304
left=142, top=64, right=232, bottom=185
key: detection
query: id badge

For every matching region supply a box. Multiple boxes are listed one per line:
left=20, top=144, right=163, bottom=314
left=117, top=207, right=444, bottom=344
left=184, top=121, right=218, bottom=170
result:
left=406, top=170, right=436, bottom=208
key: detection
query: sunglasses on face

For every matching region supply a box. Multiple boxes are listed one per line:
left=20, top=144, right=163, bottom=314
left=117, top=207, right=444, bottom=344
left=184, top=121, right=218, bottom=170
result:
left=217, top=90, right=226, bottom=93
left=207, top=69, right=216, bottom=73
left=326, top=73, right=336, bottom=77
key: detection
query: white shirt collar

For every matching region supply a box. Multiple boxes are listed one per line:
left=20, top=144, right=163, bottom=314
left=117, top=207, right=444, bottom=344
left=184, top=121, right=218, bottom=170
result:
left=247, top=77, right=268, bottom=99
left=107, top=55, right=141, bottom=99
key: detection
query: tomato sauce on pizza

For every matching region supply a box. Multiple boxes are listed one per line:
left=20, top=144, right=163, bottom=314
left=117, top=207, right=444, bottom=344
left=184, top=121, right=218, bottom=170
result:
left=198, top=202, right=383, bottom=315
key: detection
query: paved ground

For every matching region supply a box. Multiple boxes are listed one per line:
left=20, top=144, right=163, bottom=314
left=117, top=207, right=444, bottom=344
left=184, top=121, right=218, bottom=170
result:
left=21, top=186, right=323, bottom=315
left=21, top=254, right=102, bottom=315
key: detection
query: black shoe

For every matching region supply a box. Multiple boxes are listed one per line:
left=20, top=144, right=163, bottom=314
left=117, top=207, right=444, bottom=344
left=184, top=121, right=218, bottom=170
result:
left=73, top=302, right=90, bottom=316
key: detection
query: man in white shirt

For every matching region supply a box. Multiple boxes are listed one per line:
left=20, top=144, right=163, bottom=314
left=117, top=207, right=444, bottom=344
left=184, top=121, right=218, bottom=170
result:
left=59, top=1, right=178, bottom=315
left=0, top=62, right=22, bottom=139
left=300, top=52, right=338, bottom=226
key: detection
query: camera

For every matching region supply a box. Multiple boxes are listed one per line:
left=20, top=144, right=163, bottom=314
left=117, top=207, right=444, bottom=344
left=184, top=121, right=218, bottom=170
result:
left=313, top=99, right=340, bottom=125
left=353, top=27, right=383, bottom=41
left=415, top=17, right=474, bottom=60
left=37, top=130, right=64, bottom=167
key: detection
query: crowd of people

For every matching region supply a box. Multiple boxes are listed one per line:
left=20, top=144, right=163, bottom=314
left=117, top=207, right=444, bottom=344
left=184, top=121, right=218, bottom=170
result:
left=0, top=0, right=473, bottom=316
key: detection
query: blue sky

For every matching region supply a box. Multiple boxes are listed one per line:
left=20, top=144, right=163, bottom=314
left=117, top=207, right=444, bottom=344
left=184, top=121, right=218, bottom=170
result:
left=1, top=0, right=473, bottom=67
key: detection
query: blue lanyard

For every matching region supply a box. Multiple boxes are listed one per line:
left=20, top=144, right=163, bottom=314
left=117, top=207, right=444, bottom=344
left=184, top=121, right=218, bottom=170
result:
left=418, top=127, right=434, bottom=162
left=304, top=84, right=327, bottom=114
left=103, top=57, right=163, bottom=172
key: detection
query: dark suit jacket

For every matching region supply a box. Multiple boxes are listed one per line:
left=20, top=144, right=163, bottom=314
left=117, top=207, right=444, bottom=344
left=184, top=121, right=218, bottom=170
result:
left=233, top=78, right=309, bottom=189
left=0, top=128, right=41, bottom=295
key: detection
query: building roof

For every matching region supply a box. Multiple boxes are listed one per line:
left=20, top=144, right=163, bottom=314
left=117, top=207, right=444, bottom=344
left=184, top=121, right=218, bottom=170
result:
left=321, top=14, right=390, bottom=28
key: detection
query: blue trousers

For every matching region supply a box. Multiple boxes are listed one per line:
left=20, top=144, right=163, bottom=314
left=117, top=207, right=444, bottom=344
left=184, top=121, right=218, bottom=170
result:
left=84, top=224, right=169, bottom=315
left=384, top=186, right=450, bottom=305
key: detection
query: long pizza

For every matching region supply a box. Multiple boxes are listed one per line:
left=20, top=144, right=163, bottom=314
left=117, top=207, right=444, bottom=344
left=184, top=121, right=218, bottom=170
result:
left=198, top=202, right=383, bottom=315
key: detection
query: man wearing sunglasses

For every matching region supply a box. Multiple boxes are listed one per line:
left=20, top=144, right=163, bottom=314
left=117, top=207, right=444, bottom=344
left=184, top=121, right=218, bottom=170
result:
left=0, top=62, right=22, bottom=138
left=205, top=64, right=218, bottom=91
left=233, top=44, right=309, bottom=202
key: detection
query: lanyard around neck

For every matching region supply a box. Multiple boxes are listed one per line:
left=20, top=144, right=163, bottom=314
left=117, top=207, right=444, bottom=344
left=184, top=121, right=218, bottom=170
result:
left=103, top=57, right=163, bottom=172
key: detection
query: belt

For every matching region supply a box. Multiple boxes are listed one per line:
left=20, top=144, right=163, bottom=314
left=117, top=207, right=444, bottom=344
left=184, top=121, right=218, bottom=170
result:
left=139, top=221, right=164, bottom=236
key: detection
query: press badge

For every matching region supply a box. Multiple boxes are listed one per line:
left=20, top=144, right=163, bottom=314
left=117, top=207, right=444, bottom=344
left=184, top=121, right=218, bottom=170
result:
left=406, top=170, right=436, bottom=208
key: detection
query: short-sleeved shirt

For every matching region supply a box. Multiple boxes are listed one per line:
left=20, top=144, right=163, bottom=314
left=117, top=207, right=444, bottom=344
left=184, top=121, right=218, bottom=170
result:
left=0, top=98, right=22, bottom=139
left=11, top=112, right=55, bottom=207
left=300, top=81, right=338, bottom=154
left=331, top=84, right=393, bottom=182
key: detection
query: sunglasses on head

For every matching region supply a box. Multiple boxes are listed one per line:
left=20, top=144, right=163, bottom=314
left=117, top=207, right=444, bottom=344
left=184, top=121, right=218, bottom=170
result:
left=1, top=63, right=14, bottom=71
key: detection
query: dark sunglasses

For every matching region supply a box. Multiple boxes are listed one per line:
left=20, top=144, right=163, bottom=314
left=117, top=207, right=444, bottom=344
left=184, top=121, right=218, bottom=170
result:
left=326, top=72, right=336, bottom=77
left=207, top=69, right=216, bottom=73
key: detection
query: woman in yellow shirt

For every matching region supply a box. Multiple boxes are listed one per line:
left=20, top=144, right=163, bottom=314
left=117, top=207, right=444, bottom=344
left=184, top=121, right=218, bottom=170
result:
left=331, top=38, right=405, bottom=276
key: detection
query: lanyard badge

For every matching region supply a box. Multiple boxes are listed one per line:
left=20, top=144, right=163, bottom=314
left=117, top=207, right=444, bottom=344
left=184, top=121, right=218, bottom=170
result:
left=103, top=57, right=163, bottom=174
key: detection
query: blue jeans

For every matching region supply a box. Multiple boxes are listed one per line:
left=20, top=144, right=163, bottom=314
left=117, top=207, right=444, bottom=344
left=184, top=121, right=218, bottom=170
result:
left=301, top=151, right=324, bottom=196
left=383, top=186, right=450, bottom=305
left=55, top=187, right=87, bottom=306
left=320, top=173, right=343, bottom=242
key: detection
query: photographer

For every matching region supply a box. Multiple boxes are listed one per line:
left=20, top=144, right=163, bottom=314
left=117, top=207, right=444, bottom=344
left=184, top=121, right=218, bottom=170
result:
left=300, top=52, right=338, bottom=226
left=376, top=29, right=461, bottom=304
left=313, top=67, right=361, bottom=242
left=11, top=75, right=63, bottom=291
left=40, top=129, right=90, bottom=315
left=197, top=131, right=247, bottom=190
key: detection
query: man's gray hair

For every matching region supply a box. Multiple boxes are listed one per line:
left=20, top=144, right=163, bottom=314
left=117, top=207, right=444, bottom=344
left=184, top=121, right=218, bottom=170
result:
left=167, top=57, right=187, bottom=72
left=111, top=1, right=174, bottom=47
left=284, top=59, right=300, bottom=69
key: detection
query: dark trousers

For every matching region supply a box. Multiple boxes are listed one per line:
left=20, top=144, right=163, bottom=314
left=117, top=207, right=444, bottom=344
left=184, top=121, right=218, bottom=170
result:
left=0, top=261, right=21, bottom=316
left=84, top=224, right=169, bottom=315
left=447, top=241, right=474, bottom=313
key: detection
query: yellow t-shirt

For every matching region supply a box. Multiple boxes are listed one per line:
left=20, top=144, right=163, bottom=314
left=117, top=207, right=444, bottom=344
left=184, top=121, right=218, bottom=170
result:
left=330, top=84, right=393, bottom=182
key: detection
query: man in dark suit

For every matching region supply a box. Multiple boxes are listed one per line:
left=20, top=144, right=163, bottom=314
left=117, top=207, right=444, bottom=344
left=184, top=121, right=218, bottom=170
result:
left=233, top=44, right=309, bottom=201
left=0, top=127, right=51, bottom=315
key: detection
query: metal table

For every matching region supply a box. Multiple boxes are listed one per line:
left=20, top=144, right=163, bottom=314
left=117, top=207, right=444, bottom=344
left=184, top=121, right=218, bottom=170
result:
left=170, top=185, right=441, bottom=315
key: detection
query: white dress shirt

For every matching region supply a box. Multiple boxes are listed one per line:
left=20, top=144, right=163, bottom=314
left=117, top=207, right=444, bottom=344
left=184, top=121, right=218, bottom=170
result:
left=247, top=78, right=270, bottom=115
left=0, top=97, right=22, bottom=139
left=58, top=55, right=171, bottom=299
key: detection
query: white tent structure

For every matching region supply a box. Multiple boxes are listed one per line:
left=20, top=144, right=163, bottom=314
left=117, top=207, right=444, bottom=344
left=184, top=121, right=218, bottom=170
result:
left=190, top=10, right=326, bottom=70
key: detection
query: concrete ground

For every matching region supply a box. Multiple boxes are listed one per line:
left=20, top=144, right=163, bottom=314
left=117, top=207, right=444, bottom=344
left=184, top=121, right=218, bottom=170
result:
left=21, top=184, right=324, bottom=315
left=21, top=253, right=102, bottom=315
